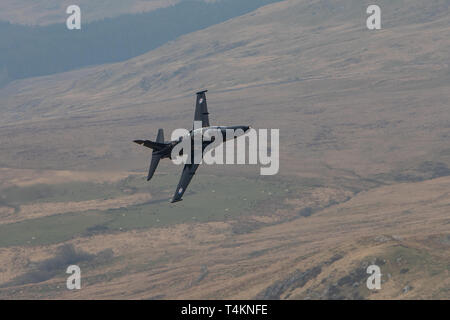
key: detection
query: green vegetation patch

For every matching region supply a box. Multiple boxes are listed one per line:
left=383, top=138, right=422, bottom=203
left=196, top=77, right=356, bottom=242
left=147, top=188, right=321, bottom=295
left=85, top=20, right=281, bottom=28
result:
left=0, top=174, right=289, bottom=247
left=1, top=181, right=128, bottom=205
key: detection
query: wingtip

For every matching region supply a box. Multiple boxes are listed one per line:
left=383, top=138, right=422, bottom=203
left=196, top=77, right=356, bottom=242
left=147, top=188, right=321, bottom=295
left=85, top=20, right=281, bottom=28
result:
left=170, top=198, right=183, bottom=203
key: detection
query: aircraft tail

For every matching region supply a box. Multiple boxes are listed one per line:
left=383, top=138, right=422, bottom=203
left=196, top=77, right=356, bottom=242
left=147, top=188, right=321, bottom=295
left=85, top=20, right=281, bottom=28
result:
left=134, top=129, right=167, bottom=181
left=156, top=128, right=164, bottom=143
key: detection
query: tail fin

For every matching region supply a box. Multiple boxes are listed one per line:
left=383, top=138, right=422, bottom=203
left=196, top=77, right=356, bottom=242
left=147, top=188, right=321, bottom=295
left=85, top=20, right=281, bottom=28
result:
left=134, top=129, right=166, bottom=181
left=147, top=153, right=161, bottom=181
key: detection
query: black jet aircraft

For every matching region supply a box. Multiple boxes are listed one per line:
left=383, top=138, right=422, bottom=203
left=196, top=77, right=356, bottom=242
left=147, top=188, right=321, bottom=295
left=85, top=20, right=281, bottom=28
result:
left=134, top=90, right=250, bottom=203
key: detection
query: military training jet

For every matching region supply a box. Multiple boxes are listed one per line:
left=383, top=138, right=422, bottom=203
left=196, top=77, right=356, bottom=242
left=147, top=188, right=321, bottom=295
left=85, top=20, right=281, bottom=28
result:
left=134, top=90, right=251, bottom=203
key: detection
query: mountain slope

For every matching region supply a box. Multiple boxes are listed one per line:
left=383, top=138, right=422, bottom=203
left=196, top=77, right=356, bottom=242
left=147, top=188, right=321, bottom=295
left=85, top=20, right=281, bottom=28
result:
left=0, top=0, right=282, bottom=84
left=0, top=0, right=449, bottom=181
left=0, top=0, right=449, bottom=300
left=0, top=0, right=179, bottom=25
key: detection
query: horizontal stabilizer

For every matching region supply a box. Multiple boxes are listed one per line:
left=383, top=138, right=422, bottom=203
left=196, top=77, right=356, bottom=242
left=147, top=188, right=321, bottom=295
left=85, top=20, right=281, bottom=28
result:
left=134, top=140, right=167, bottom=151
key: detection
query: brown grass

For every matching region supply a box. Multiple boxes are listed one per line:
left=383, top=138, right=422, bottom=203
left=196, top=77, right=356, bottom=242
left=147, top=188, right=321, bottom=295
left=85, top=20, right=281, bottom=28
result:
left=1, top=176, right=449, bottom=299
left=0, top=193, right=152, bottom=225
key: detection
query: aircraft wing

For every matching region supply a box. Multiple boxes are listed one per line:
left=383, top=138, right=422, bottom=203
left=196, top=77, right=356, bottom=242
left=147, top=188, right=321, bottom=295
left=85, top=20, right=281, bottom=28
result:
left=171, top=163, right=200, bottom=203
left=171, top=90, right=209, bottom=202
left=194, top=90, right=210, bottom=128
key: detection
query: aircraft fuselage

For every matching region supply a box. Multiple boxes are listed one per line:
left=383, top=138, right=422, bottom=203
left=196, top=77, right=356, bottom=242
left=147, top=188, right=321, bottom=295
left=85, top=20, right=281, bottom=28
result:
left=160, top=125, right=250, bottom=160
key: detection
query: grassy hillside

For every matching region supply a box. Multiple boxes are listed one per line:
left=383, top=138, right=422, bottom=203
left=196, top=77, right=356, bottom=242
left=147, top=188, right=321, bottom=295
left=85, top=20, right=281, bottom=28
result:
left=0, top=169, right=448, bottom=299
left=0, top=0, right=449, bottom=180
left=0, top=0, right=449, bottom=299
